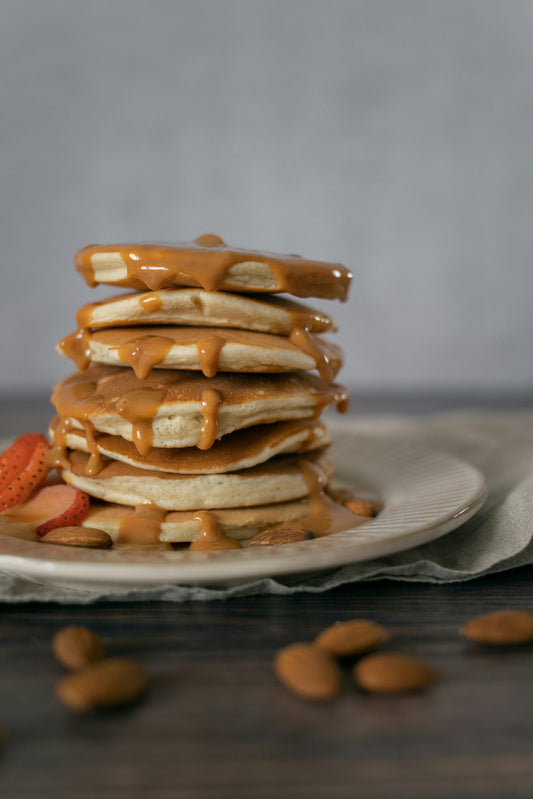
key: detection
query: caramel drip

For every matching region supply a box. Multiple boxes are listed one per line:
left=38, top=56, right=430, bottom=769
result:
left=49, top=414, right=106, bottom=476
left=296, top=423, right=318, bottom=454
left=299, top=458, right=328, bottom=494
left=286, top=306, right=336, bottom=334
left=118, top=501, right=167, bottom=545
left=47, top=417, right=75, bottom=471
left=196, top=334, right=225, bottom=378
left=75, top=236, right=352, bottom=301
left=292, top=457, right=368, bottom=537
left=289, top=328, right=339, bottom=382
left=139, top=293, right=162, bottom=313
left=59, top=328, right=92, bottom=371
left=51, top=380, right=103, bottom=423
left=337, top=397, right=349, bottom=413
left=76, top=301, right=100, bottom=329
left=296, top=492, right=367, bottom=538
left=116, top=334, right=174, bottom=379
left=115, top=388, right=166, bottom=455
left=81, top=420, right=105, bottom=476
left=195, top=233, right=224, bottom=247
left=198, top=389, right=222, bottom=450
left=188, top=511, right=242, bottom=551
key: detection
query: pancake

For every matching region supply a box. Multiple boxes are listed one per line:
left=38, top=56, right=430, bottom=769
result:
left=49, top=416, right=330, bottom=474
left=83, top=497, right=317, bottom=542
left=75, top=235, right=352, bottom=300
left=51, top=365, right=348, bottom=451
left=60, top=450, right=334, bottom=511
left=57, top=325, right=343, bottom=381
left=71, top=289, right=336, bottom=335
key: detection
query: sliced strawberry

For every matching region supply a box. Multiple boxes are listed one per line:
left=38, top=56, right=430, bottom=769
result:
left=0, top=433, right=51, bottom=512
left=10, top=484, right=90, bottom=536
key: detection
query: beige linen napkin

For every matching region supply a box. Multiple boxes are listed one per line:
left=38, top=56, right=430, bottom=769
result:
left=1, top=410, right=532, bottom=603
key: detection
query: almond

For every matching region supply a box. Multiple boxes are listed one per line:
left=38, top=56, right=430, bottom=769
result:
left=245, top=526, right=314, bottom=547
left=460, top=609, right=533, bottom=645
left=52, top=625, right=105, bottom=670
left=315, top=619, right=389, bottom=658
left=41, top=525, right=112, bottom=549
left=343, top=498, right=375, bottom=517
left=56, top=658, right=147, bottom=713
left=274, top=643, right=342, bottom=700
left=354, top=652, right=436, bottom=693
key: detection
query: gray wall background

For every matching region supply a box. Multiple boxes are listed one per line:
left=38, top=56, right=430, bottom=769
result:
left=1, top=0, right=532, bottom=394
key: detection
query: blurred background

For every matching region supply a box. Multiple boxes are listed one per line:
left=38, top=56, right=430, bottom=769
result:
left=0, top=0, right=532, bottom=400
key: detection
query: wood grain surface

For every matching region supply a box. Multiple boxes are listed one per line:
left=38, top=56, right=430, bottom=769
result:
left=2, top=570, right=533, bottom=798
left=1, top=396, right=533, bottom=798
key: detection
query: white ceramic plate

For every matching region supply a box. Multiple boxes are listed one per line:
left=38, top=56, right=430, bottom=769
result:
left=0, top=420, right=487, bottom=590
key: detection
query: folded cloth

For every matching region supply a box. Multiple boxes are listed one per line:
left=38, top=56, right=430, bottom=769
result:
left=1, top=410, right=533, bottom=603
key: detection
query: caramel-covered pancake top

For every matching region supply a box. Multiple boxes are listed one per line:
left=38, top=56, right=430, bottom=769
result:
left=58, top=325, right=343, bottom=382
left=75, top=234, right=352, bottom=301
left=50, top=364, right=348, bottom=455
left=51, top=364, right=348, bottom=418
left=73, top=290, right=336, bottom=335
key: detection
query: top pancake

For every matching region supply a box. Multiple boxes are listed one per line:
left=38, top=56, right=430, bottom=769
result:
left=75, top=234, right=352, bottom=301
left=74, top=289, right=336, bottom=335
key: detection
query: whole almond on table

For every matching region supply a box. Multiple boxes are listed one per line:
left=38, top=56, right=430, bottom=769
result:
left=274, top=643, right=342, bottom=700
left=460, top=609, right=533, bottom=645
left=245, top=526, right=314, bottom=547
left=53, top=626, right=105, bottom=670
left=56, top=658, right=147, bottom=713
left=41, top=525, right=112, bottom=549
left=354, top=652, right=437, bottom=694
left=315, top=619, right=389, bottom=658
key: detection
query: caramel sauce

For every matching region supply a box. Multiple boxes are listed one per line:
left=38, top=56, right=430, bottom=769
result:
left=47, top=417, right=75, bottom=471
left=294, top=458, right=370, bottom=537
left=115, top=388, right=166, bottom=455
left=118, top=501, right=168, bottom=545
left=296, top=422, right=318, bottom=454
left=296, top=492, right=367, bottom=537
left=198, top=389, right=222, bottom=450
left=337, top=396, right=349, bottom=414
left=49, top=414, right=107, bottom=477
left=139, top=293, right=162, bottom=313
left=75, top=236, right=352, bottom=301
left=81, top=421, right=105, bottom=476
left=58, top=328, right=92, bottom=371
left=289, top=327, right=339, bottom=382
left=116, top=334, right=174, bottom=379
left=50, top=380, right=103, bottom=423
left=196, top=334, right=225, bottom=378
left=188, top=510, right=242, bottom=551
left=52, top=364, right=348, bottom=420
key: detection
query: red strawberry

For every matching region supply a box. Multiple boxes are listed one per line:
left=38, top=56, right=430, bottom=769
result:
left=11, top=484, right=90, bottom=536
left=0, top=433, right=51, bottom=512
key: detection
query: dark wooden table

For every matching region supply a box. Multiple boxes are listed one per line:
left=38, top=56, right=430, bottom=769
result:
left=1, top=395, right=533, bottom=799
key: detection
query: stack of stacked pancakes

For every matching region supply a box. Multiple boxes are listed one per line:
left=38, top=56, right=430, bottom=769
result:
left=50, top=235, right=358, bottom=549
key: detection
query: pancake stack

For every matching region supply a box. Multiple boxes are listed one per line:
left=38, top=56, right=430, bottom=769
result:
left=50, top=235, right=356, bottom=549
